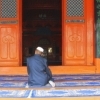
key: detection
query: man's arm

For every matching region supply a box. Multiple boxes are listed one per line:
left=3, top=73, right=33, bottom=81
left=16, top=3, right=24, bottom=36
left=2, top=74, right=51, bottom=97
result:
left=26, top=58, right=30, bottom=75
left=44, top=59, right=53, bottom=81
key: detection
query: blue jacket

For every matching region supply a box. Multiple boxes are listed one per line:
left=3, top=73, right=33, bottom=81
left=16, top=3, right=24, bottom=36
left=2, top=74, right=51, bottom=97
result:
left=27, top=54, right=53, bottom=86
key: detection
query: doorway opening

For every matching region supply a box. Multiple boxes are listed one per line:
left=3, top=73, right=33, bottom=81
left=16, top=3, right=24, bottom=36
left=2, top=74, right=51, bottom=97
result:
left=22, top=0, right=62, bottom=66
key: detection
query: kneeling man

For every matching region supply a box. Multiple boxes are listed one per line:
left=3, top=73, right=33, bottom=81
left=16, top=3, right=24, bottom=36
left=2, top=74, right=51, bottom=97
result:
left=26, top=46, right=55, bottom=87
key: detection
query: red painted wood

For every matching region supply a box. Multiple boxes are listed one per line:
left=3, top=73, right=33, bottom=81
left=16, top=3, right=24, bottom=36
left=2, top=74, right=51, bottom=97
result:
left=0, top=0, right=22, bottom=66
left=62, top=0, right=94, bottom=65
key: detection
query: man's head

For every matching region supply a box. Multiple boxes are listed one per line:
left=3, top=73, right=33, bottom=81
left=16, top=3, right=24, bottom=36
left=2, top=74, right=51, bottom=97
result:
left=36, top=47, right=44, bottom=52
left=35, top=47, right=44, bottom=56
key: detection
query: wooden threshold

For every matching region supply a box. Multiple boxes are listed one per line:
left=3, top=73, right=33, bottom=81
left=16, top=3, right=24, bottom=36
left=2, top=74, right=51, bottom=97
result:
left=0, top=65, right=96, bottom=75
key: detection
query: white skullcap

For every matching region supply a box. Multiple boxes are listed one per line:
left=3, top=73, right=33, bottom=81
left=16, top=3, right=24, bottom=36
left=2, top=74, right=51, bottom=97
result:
left=36, top=47, right=44, bottom=52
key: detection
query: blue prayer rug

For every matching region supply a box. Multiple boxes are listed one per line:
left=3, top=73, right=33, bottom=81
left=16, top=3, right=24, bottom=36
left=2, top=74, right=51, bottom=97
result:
left=0, top=74, right=100, bottom=98
left=31, top=88, right=100, bottom=98
left=0, top=90, right=30, bottom=98
left=0, top=74, right=100, bottom=88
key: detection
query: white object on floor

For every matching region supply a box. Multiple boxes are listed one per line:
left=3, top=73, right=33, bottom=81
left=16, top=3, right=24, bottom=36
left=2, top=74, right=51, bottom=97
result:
left=27, top=90, right=33, bottom=98
left=49, top=80, right=56, bottom=87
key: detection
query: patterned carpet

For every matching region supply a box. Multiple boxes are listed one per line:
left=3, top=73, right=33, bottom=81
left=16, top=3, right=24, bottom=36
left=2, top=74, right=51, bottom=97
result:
left=0, top=74, right=100, bottom=98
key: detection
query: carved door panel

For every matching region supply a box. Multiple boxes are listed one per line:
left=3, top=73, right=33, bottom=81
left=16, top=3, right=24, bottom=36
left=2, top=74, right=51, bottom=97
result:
left=0, top=0, right=22, bottom=66
left=62, top=0, right=94, bottom=65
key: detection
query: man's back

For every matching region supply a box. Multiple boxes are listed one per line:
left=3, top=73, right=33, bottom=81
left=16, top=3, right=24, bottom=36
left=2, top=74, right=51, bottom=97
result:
left=27, top=54, right=49, bottom=86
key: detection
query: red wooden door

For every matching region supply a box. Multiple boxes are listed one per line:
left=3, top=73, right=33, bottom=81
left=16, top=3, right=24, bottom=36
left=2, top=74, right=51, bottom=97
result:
left=62, top=0, right=94, bottom=65
left=0, top=0, right=22, bottom=66
left=0, top=0, right=94, bottom=67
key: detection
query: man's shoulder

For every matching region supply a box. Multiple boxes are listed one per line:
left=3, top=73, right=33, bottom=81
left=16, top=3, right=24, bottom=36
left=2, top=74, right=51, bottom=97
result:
left=41, top=57, right=47, bottom=62
left=27, top=56, right=34, bottom=60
